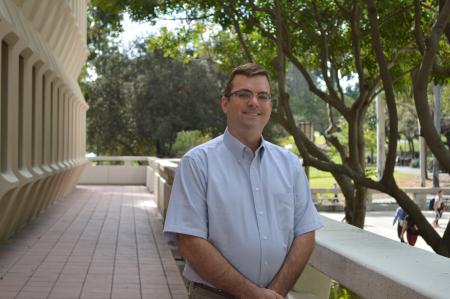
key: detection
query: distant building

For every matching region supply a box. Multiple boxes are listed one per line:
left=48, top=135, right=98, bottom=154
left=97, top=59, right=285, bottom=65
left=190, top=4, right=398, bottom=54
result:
left=0, top=0, right=88, bottom=241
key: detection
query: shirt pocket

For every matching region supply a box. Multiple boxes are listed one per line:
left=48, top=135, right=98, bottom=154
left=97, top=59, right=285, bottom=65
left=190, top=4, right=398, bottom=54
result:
left=274, top=193, right=294, bottom=231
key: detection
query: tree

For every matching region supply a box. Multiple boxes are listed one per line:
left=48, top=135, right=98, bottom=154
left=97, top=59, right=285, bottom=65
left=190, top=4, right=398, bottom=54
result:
left=132, top=45, right=225, bottom=156
left=83, top=38, right=225, bottom=157
left=85, top=49, right=140, bottom=155
left=89, top=0, right=450, bottom=256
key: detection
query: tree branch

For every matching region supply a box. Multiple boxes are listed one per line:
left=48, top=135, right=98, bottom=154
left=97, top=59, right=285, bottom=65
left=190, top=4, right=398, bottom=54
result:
left=413, top=0, right=450, bottom=173
left=312, top=2, right=343, bottom=103
left=284, top=50, right=350, bottom=119
left=331, top=60, right=345, bottom=101
left=433, top=62, right=450, bottom=77
left=366, top=0, right=399, bottom=182
left=230, top=15, right=254, bottom=62
left=440, top=0, right=450, bottom=43
left=414, top=0, right=426, bottom=54
left=333, top=0, right=351, bottom=15
left=325, top=135, right=348, bottom=163
left=351, top=2, right=366, bottom=91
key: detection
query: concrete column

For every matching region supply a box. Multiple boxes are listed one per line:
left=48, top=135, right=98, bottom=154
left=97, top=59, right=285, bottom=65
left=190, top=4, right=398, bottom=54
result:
left=50, top=79, right=61, bottom=171
left=69, top=97, right=74, bottom=163
left=5, top=37, right=19, bottom=178
left=57, top=85, right=65, bottom=169
left=32, top=63, right=46, bottom=174
left=18, top=49, right=38, bottom=179
left=376, top=95, right=385, bottom=180
left=63, top=92, right=70, bottom=167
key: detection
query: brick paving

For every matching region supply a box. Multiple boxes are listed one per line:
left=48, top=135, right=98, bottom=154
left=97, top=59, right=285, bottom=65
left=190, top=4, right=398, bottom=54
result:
left=0, top=186, right=187, bottom=299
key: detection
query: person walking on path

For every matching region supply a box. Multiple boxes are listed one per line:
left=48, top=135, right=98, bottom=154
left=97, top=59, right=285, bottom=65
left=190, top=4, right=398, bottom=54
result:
left=400, top=214, right=420, bottom=246
left=433, top=190, right=445, bottom=227
left=164, top=63, right=323, bottom=299
left=393, top=207, right=407, bottom=242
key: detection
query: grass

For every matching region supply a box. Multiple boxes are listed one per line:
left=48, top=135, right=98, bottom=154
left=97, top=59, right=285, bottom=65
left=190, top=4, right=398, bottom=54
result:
left=309, top=166, right=377, bottom=188
left=309, top=166, right=423, bottom=189
left=309, top=168, right=337, bottom=188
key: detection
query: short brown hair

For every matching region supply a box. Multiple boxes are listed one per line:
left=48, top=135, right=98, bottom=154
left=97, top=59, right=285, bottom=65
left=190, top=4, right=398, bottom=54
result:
left=224, top=63, right=270, bottom=96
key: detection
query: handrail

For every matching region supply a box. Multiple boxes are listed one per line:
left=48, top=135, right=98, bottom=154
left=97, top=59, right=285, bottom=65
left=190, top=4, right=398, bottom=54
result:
left=87, top=156, right=149, bottom=161
left=148, top=157, right=450, bottom=299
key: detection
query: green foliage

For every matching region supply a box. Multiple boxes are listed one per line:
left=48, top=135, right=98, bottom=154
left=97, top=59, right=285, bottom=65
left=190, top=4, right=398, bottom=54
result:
left=173, top=130, right=211, bottom=157
left=92, top=0, right=159, bottom=23
left=329, top=281, right=361, bottom=299
left=276, top=135, right=300, bottom=156
left=287, top=66, right=329, bottom=131
left=309, top=167, right=337, bottom=189
left=84, top=42, right=225, bottom=157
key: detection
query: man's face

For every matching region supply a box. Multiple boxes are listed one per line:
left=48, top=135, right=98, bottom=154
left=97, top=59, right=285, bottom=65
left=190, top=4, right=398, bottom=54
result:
left=221, top=74, right=272, bottom=135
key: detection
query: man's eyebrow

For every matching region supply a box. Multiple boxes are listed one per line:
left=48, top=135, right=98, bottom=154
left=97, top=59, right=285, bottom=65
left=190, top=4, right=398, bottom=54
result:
left=233, top=88, right=252, bottom=92
left=233, top=88, right=270, bottom=94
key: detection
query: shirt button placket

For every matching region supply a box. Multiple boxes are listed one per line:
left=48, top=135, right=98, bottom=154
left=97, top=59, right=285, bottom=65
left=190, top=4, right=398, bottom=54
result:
left=253, top=159, right=270, bottom=283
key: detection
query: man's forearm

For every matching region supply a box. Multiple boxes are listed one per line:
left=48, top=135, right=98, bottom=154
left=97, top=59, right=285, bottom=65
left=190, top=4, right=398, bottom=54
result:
left=177, top=234, right=283, bottom=299
left=268, top=231, right=316, bottom=296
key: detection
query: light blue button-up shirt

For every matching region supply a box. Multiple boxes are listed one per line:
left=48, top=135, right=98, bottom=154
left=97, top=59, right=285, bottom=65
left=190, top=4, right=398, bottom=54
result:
left=164, top=129, right=323, bottom=287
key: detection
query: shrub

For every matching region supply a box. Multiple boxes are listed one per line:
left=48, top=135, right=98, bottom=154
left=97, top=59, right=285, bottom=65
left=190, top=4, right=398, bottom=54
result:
left=173, top=130, right=211, bottom=157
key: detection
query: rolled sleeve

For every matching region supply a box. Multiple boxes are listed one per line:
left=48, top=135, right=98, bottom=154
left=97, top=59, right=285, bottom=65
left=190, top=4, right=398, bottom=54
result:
left=293, top=164, right=323, bottom=237
left=163, top=156, right=209, bottom=241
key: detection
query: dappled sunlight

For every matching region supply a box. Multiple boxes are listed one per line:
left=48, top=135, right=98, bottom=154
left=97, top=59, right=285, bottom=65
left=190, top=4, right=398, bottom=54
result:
left=137, top=199, right=157, bottom=209
left=124, top=199, right=157, bottom=210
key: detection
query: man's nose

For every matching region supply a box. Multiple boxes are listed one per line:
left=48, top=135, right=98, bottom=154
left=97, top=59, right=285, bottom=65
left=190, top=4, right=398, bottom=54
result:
left=247, top=95, right=259, bottom=106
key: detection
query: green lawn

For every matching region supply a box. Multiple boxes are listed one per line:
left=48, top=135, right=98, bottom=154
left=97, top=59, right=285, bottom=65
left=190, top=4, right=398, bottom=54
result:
left=308, top=167, right=337, bottom=188
left=309, top=166, right=418, bottom=189
left=309, top=166, right=378, bottom=188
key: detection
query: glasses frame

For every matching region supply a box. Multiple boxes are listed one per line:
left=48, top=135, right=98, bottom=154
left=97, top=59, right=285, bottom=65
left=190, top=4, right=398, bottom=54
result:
left=226, top=89, right=272, bottom=103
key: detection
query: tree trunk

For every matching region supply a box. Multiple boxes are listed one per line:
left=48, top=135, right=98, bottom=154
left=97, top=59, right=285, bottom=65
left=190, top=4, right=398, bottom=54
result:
left=353, top=185, right=367, bottom=227
left=341, top=111, right=368, bottom=228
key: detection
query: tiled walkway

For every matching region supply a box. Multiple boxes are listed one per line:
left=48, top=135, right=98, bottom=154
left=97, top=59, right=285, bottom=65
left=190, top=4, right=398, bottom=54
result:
left=0, top=186, right=187, bottom=299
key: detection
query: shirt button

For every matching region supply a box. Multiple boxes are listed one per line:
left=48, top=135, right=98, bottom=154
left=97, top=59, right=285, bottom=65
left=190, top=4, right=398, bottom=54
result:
left=263, top=235, right=268, bottom=240
left=264, top=261, right=268, bottom=266
left=255, top=187, right=259, bottom=191
left=259, top=211, right=263, bottom=215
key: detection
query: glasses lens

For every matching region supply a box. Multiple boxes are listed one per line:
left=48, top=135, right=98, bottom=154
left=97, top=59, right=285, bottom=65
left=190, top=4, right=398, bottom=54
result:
left=257, top=93, right=271, bottom=101
left=235, top=90, right=253, bottom=101
left=230, top=90, right=271, bottom=102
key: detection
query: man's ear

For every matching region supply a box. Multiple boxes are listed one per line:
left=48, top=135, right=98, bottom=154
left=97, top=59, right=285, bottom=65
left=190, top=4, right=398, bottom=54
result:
left=221, top=96, right=228, bottom=113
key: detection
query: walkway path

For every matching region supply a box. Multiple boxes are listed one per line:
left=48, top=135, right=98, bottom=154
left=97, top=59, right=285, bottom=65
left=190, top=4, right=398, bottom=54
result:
left=0, top=186, right=187, bottom=299
left=321, top=210, right=449, bottom=252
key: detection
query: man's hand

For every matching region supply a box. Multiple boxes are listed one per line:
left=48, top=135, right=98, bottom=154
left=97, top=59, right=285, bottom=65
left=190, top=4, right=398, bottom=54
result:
left=268, top=232, right=315, bottom=296
left=239, top=287, right=283, bottom=299
left=178, top=234, right=273, bottom=298
left=257, top=288, right=284, bottom=299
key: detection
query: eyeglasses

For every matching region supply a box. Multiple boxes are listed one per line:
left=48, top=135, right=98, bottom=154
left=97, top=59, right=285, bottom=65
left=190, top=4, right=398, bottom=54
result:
left=227, top=90, right=272, bottom=102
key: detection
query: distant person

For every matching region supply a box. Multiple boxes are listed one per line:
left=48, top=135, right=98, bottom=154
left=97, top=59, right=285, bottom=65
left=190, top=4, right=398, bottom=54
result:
left=400, top=215, right=419, bottom=246
left=393, top=207, right=407, bottom=242
left=433, top=190, right=445, bottom=227
left=332, top=183, right=339, bottom=203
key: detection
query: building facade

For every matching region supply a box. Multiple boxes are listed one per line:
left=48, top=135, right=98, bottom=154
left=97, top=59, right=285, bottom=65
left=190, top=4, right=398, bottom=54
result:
left=0, top=0, right=88, bottom=241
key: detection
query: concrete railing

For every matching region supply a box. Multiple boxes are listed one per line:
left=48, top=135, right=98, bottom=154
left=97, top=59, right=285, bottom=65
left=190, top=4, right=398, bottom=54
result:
left=78, top=156, right=150, bottom=185
left=313, top=187, right=450, bottom=211
left=0, top=1, right=88, bottom=242
left=78, top=157, right=450, bottom=297
left=147, top=158, right=450, bottom=299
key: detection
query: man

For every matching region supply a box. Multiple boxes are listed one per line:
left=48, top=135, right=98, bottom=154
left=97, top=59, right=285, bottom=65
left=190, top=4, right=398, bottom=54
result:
left=164, top=63, right=323, bottom=299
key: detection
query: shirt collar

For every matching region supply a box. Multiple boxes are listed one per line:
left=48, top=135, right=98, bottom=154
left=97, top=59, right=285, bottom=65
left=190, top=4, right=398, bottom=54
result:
left=223, top=128, right=266, bottom=161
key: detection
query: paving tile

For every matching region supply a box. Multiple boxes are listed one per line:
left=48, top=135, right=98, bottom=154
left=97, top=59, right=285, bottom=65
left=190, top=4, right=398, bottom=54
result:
left=0, top=186, right=189, bottom=299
